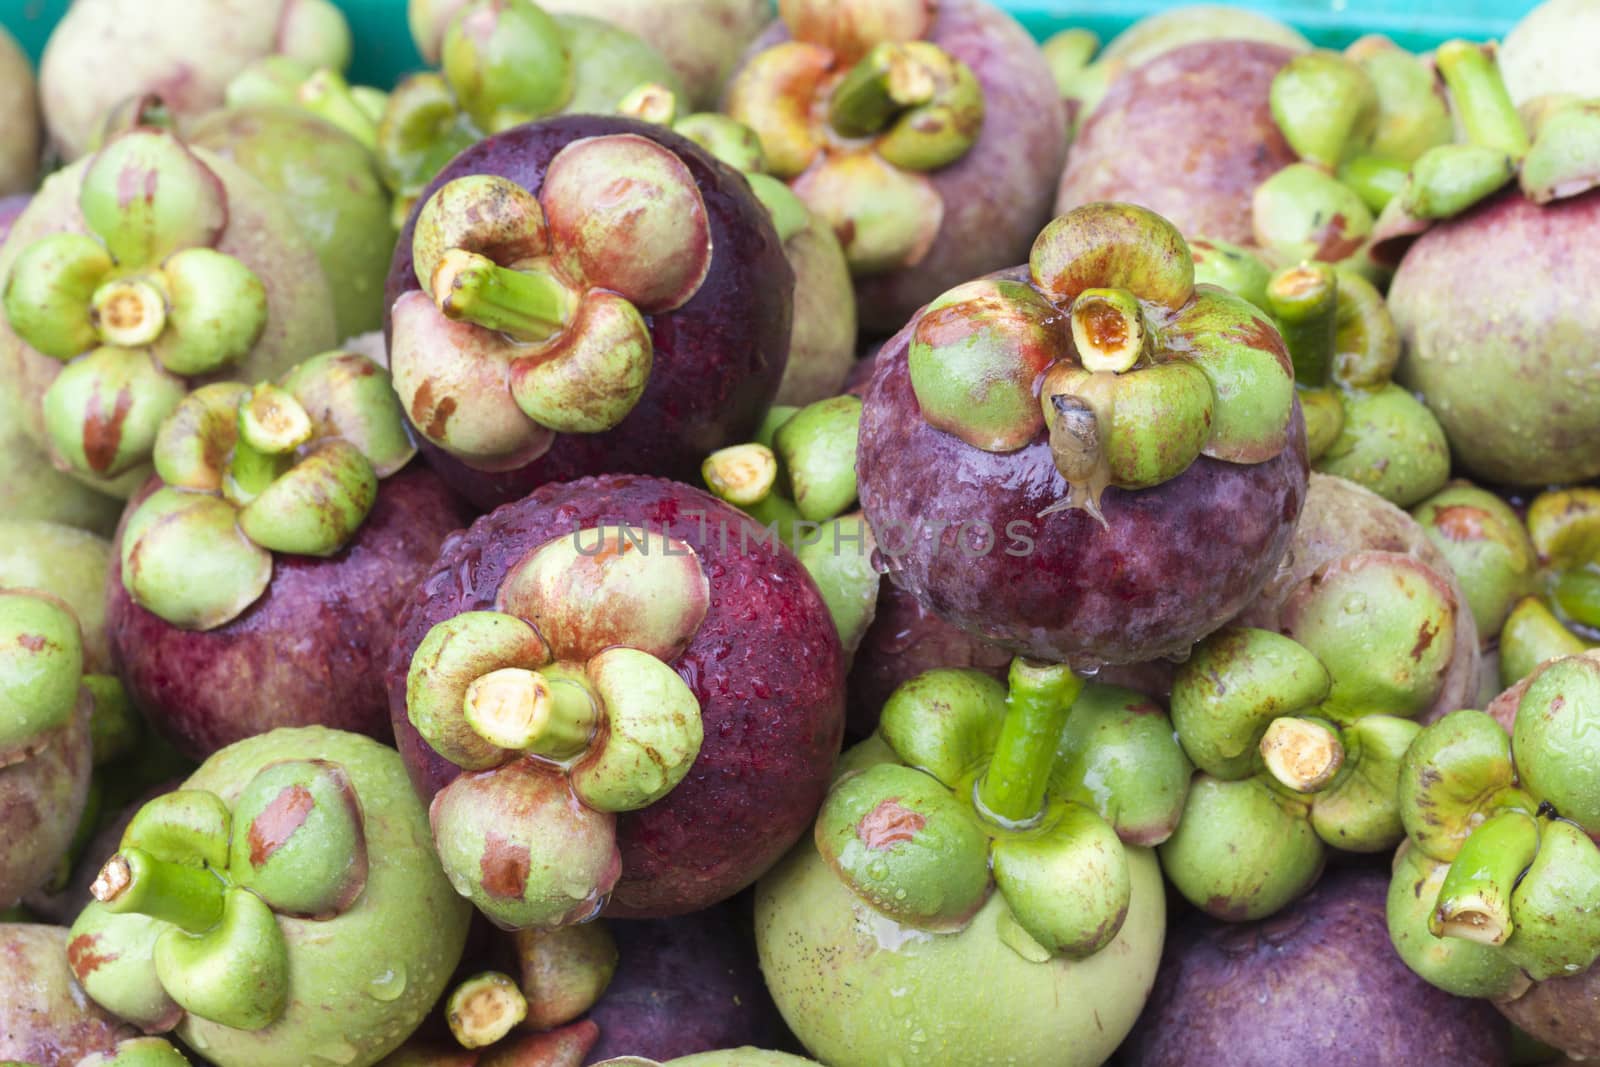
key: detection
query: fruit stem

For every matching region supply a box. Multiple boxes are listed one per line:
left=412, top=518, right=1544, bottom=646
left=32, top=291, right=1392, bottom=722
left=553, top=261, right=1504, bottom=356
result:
left=298, top=69, right=379, bottom=150
left=463, top=666, right=598, bottom=760
left=223, top=436, right=293, bottom=508
left=1435, top=40, right=1530, bottom=160
left=829, top=42, right=938, bottom=138
left=1069, top=287, right=1149, bottom=374
left=1260, top=717, right=1345, bottom=793
left=1338, top=154, right=1410, bottom=213
left=617, top=82, right=679, bottom=126
left=430, top=249, right=574, bottom=343
left=91, top=847, right=226, bottom=935
left=1430, top=808, right=1539, bottom=945
left=1265, top=262, right=1338, bottom=389
left=91, top=279, right=167, bottom=348
left=977, top=658, right=1085, bottom=825
left=447, top=971, right=529, bottom=1050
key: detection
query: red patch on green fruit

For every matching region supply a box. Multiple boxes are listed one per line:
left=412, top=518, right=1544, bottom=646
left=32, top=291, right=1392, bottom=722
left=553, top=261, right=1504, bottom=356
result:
left=66, top=933, right=117, bottom=977
left=480, top=831, right=533, bottom=899
left=82, top=386, right=133, bottom=474
left=17, top=634, right=45, bottom=652
left=1433, top=506, right=1490, bottom=542
left=857, top=799, right=926, bottom=850
left=248, top=784, right=315, bottom=866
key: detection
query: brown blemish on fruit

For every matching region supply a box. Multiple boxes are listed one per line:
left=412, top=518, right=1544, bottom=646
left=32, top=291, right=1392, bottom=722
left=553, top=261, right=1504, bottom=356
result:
left=1232, top=316, right=1293, bottom=374
left=18, top=633, right=46, bottom=652
left=1412, top=620, right=1439, bottom=661
left=480, top=831, right=533, bottom=899
left=247, top=784, right=315, bottom=867
left=1433, top=506, right=1490, bottom=542
left=66, top=933, right=117, bottom=978
left=857, top=798, right=926, bottom=849
left=82, top=386, right=133, bottom=474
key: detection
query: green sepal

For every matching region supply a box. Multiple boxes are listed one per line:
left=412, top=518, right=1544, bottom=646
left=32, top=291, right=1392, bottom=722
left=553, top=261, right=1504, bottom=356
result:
left=227, top=759, right=369, bottom=919
left=78, top=129, right=227, bottom=270
left=1401, top=144, right=1516, bottom=220
left=1252, top=162, right=1374, bottom=264
left=814, top=762, right=992, bottom=932
left=791, top=148, right=942, bottom=276
left=1157, top=774, right=1322, bottom=921
left=43, top=346, right=187, bottom=478
left=150, top=249, right=269, bottom=377
left=237, top=439, right=378, bottom=557
left=1279, top=550, right=1458, bottom=722
left=375, top=73, right=479, bottom=206
left=570, top=647, right=704, bottom=814
left=1504, top=818, right=1600, bottom=979
left=1434, top=39, right=1530, bottom=159
left=1043, top=359, right=1213, bottom=490
left=1412, top=484, right=1538, bottom=641
left=1164, top=284, right=1295, bottom=464
left=1353, top=42, right=1453, bottom=164
left=1170, top=628, right=1331, bottom=781
left=1499, top=597, right=1588, bottom=689
left=1330, top=266, right=1400, bottom=388
left=441, top=0, right=574, bottom=132
left=1513, top=654, right=1600, bottom=832
left=1337, top=154, right=1410, bottom=214
left=1308, top=714, right=1419, bottom=852
left=120, top=487, right=274, bottom=631
left=153, top=885, right=290, bottom=1031
left=1315, top=383, right=1450, bottom=508
left=1521, top=99, right=1600, bottom=204
left=0, top=589, right=84, bottom=756
left=772, top=395, right=862, bottom=521
left=85, top=673, right=140, bottom=766
left=1270, top=50, right=1378, bottom=168
left=1050, top=685, right=1193, bottom=846
left=878, top=668, right=1008, bottom=789
left=509, top=291, right=652, bottom=434
left=278, top=351, right=417, bottom=477
left=675, top=113, right=768, bottom=175
left=1029, top=202, right=1195, bottom=312
left=1386, top=844, right=1529, bottom=999
left=2, top=233, right=112, bottom=360
left=66, top=902, right=184, bottom=1033
left=122, top=790, right=231, bottom=869
left=153, top=383, right=250, bottom=491
left=907, top=280, right=1063, bottom=453
left=1187, top=237, right=1272, bottom=313
left=1298, top=388, right=1346, bottom=464
left=1399, top=709, right=1517, bottom=862
left=795, top=514, right=880, bottom=654
left=407, top=611, right=552, bottom=771
left=77, top=1037, right=192, bottom=1067
left=991, top=802, right=1129, bottom=958
left=1429, top=808, right=1539, bottom=944
left=745, top=173, right=808, bottom=243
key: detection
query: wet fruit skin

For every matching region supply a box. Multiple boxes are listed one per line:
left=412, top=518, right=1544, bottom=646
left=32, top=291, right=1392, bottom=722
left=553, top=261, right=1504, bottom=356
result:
left=739, top=0, right=1069, bottom=335
left=1120, top=865, right=1512, bottom=1066
left=1055, top=40, right=1299, bottom=245
left=108, top=464, right=472, bottom=759
left=1390, top=188, right=1600, bottom=487
left=0, top=924, right=134, bottom=1066
left=856, top=269, right=1310, bottom=667
left=582, top=901, right=791, bottom=1063
left=386, top=475, right=846, bottom=918
left=384, top=115, right=793, bottom=512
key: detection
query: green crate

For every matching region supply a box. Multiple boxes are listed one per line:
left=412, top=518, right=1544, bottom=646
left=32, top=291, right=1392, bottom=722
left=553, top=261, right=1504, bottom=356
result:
left=1, top=0, right=1535, bottom=92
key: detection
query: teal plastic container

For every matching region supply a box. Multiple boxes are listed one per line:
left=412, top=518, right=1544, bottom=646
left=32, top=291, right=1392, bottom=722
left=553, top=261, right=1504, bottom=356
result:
left=0, top=0, right=1535, bottom=91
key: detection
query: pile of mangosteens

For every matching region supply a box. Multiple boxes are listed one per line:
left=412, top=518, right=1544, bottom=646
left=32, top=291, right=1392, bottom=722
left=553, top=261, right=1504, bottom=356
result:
left=4, top=0, right=1600, bottom=1064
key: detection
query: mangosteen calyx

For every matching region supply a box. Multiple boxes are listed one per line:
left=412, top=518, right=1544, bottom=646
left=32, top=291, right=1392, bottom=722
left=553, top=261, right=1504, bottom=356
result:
left=0, top=589, right=87, bottom=766
left=906, top=202, right=1295, bottom=528
left=815, top=658, right=1188, bottom=961
left=226, top=56, right=385, bottom=154
left=390, top=134, right=714, bottom=471
left=0, top=129, right=273, bottom=482
left=409, top=524, right=713, bottom=930
left=116, top=350, right=416, bottom=632
left=725, top=0, right=984, bottom=276
left=82, top=761, right=370, bottom=1032
left=1393, top=652, right=1600, bottom=995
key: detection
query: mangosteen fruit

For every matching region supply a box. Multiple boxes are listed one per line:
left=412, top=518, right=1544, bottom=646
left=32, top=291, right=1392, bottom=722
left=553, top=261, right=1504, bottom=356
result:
left=757, top=660, right=1182, bottom=1067
left=725, top=0, right=1068, bottom=332
left=37, top=0, right=351, bottom=161
left=1122, top=866, right=1512, bottom=1066
left=383, top=115, right=792, bottom=511
left=0, top=590, right=95, bottom=909
left=186, top=104, right=396, bottom=339
left=0, top=519, right=115, bottom=672
left=1500, top=0, right=1600, bottom=105
left=386, top=474, right=845, bottom=925
left=0, top=26, right=39, bottom=197
left=1489, top=488, right=1600, bottom=687
left=1413, top=482, right=1540, bottom=645
left=0, top=126, right=338, bottom=499
left=66, top=726, right=472, bottom=1067
left=0, top=923, right=135, bottom=1065
left=593, top=1054, right=816, bottom=1067
left=106, top=349, right=471, bottom=759
left=1388, top=650, right=1600, bottom=1059
left=857, top=202, right=1308, bottom=668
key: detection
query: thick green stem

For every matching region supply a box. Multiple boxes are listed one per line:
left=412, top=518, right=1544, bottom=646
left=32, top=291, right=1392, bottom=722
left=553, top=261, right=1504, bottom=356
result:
left=463, top=666, right=599, bottom=759
left=977, top=659, right=1084, bottom=825
left=92, top=848, right=226, bottom=935
left=223, top=437, right=293, bottom=508
left=1430, top=809, right=1540, bottom=944
left=430, top=249, right=574, bottom=343
left=1069, top=287, right=1149, bottom=374
left=829, top=43, right=937, bottom=138
left=1554, top=569, right=1600, bottom=631
left=1435, top=40, right=1530, bottom=159
left=1266, top=263, right=1338, bottom=389
left=299, top=69, right=379, bottom=150
left=1338, top=155, right=1410, bottom=213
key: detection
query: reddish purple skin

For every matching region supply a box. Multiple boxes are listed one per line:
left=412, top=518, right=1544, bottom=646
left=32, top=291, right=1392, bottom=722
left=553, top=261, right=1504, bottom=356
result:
left=108, top=464, right=472, bottom=760
left=1056, top=40, right=1298, bottom=245
left=856, top=271, right=1309, bottom=667
left=383, top=115, right=793, bottom=512
left=0, top=194, right=27, bottom=244
left=385, top=475, right=846, bottom=918
left=744, top=0, right=1068, bottom=335
left=583, top=902, right=792, bottom=1063
left=1119, top=867, right=1512, bottom=1067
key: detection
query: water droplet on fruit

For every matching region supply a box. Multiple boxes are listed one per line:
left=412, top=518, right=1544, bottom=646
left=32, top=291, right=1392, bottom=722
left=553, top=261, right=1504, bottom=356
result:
left=367, top=966, right=407, bottom=1001
left=1342, top=593, right=1367, bottom=615
left=894, top=888, right=907, bottom=901
left=868, top=861, right=889, bottom=880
